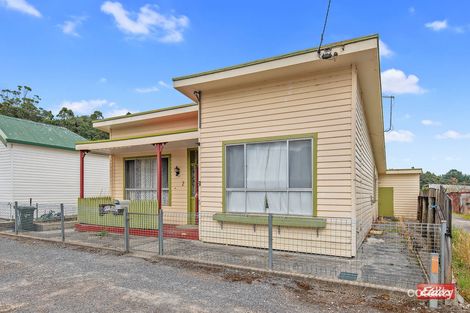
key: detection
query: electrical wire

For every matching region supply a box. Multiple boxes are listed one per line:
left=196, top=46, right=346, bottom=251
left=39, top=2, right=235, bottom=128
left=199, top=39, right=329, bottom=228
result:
left=317, top=0, right=332, bottom=58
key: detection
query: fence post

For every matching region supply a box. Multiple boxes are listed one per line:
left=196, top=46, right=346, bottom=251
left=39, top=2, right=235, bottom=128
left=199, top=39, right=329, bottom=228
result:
left=35, top=203, right=38, bottom=220
left=29, top=198, right=32, bottom=206
left=429, top=253, right=439, bottom=309
left=440, top=221, right=446, bottom=284
left=60, top=204, right=65, bottom=242
left=14, top=201, right=18, bottom=234
left=268, top=213, right=273, bottom=270
left=124, top=207, right=129, bottom=253
left=158, top=209, right=164, bottom=255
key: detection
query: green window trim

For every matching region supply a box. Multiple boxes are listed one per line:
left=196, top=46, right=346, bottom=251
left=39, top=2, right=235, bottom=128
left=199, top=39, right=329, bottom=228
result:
left=213, top=213, right=326, bottom=228
left=221, top=133, right=318, bottom=217
left=122, top=154, right=172, bottom=206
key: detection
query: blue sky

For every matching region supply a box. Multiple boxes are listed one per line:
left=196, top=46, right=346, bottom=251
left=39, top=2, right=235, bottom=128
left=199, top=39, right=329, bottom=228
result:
left=0, top=0, right=469, bottom=174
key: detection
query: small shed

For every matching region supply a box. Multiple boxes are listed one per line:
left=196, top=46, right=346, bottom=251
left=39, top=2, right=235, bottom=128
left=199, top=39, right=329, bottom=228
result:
left=429, top=184, right=470, bottom=214
left=0, top=115, right=109, bottom=218
left=378, top=169, right=422, bottom=219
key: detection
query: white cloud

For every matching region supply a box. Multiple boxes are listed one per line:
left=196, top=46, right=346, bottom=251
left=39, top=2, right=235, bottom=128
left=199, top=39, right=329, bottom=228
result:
left=1, top=0, right=41, bottom=17
left=59, top=99, right=115, bottom=115
left=425, top=20, right=448, bottom=31
left=436, top=130, right=470, bottom=139
left=408, top=7, right=415, bottom=14
left=158, top=80, right=171, bottom=88
left=98, top=77, right=107, bottom=84
left=379, top=40, right=394, bottom=57
left=385, top=130, right=415, bottom=143
left=100, top=1, right=189, bottom=42
left=381, top=69, right=426, bottom=95
left=107, top=108, right=131, bottom=117
left=425, top=19, right=468, bottom=33
left=135, top=86, right=159, bottom=93
left=60, top=16, right=86, bottom=37
left=421, top=119, right=441, bottom=126
left=404, top=113, right=412, bottom=119
left=445, top=156, right=461, bottom=161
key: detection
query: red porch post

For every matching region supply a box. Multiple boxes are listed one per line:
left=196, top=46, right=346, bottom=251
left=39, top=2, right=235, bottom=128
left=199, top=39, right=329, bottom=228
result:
left=195, top=162, right=199, bottom=224
left=79, top=150, right=88, bottom=198
left=154, top=143, right=165, bottom=210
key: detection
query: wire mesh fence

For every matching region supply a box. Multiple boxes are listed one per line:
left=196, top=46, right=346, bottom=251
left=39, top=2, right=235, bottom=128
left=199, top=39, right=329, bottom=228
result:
left=0, top=202, right=447, bottom=290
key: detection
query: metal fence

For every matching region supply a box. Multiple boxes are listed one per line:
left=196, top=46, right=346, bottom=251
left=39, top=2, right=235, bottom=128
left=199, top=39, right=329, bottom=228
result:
left=0, top=204, right=448, bottom=291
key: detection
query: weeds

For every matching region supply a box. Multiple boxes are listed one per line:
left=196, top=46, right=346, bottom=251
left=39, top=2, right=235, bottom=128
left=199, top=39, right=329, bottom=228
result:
left=452, top=229, right=470, bottom=301
left=96, top=230, right=109, bottom=237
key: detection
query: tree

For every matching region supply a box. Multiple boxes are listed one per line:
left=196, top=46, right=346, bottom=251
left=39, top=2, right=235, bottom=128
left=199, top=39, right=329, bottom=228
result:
left=56, top=107, right=75, bottom=120
left=420, top=169, right=470, bottom=189
left=0, top=85, right=108, bottom=140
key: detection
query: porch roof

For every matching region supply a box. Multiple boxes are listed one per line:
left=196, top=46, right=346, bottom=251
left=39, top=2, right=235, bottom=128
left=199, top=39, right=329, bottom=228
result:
left=75, top=128, right=199, bottom=154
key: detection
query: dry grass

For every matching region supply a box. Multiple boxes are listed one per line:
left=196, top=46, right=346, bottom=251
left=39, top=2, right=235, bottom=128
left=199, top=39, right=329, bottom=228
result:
left=452, top=229, right=470, bottom=301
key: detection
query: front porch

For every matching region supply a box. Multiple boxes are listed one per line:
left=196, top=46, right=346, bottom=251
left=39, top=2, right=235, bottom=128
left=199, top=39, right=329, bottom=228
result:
left=75, top=128, right=200, bottom=239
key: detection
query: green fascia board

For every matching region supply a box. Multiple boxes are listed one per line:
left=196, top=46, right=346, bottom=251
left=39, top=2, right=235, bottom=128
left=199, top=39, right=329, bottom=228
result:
left=76, top=128, right=198, bottom=145
left=6, top=138, right=77, bottom=151
left=173, top=34, right=378, bottom=81
left=0, top=115, right=85, bottom=151
left=94, top=103, right=197, bottom=123
left=213, top=213, right=326, bottom=228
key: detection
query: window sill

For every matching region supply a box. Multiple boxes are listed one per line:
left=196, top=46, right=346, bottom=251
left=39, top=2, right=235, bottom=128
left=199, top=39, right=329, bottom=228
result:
left=212, top=213, right=326, bottom=228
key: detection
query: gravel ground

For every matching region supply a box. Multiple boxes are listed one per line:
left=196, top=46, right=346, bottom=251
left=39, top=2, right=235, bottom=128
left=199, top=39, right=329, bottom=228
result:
left=0, top=236, right=466, bottom=313
left=453, top=214, right=470, bottom=233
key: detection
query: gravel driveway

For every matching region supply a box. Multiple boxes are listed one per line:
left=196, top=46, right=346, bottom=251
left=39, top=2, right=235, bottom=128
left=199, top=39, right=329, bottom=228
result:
left=0, top=236, right=465, bottom=313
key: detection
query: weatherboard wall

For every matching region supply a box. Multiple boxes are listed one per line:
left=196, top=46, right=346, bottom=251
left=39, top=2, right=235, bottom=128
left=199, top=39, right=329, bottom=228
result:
left=198, top=67, right=356, bottom=256
left=110, top=147, right=189, bottom=224
left=378, top=173, right=420, bottom=219
left=1, top=143, right=110, bottom=212
left=352, top=67, right=378, bottom=247
left=110, top=113, right=197, bottom=139
left=0, top=144, right=13, bottom=217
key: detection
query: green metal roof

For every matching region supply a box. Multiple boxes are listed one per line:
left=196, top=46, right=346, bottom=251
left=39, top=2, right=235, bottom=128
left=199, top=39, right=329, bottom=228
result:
left=172, top=34, right=379, bottom=81
left=0, top=115, right=85, bottom=151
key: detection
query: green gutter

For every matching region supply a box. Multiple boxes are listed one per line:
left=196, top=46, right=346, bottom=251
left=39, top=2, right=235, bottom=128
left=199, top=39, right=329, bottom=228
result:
left=76, top=128, right=198, bottom=145
left=94, top=103, right=197, bottom=123
left=5, top=138, right=77, bottom=151
left=173, top=34, right=379, bottom=81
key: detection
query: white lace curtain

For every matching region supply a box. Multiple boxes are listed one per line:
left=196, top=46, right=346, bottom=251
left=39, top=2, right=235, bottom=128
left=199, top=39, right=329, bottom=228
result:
left=226, top=139, right=312, bottom=216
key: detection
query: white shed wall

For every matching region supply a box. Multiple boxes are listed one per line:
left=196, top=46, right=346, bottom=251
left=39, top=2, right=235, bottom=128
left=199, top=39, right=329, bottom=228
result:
left=0, top=143, right=13, bottom=218
left=2, top=143, right=109, bottom=215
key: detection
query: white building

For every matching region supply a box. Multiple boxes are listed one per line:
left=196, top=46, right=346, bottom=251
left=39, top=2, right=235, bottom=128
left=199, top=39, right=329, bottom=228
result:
left=0, top=115, right=109, bottom=218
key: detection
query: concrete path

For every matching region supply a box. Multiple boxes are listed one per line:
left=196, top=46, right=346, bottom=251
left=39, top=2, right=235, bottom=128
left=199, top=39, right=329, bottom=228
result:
left=452, top=214, right=470, bottom=232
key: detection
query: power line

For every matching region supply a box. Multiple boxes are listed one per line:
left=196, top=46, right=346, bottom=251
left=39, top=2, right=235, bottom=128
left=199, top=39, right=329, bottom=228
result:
left=317, top=0, right=332, bottom=58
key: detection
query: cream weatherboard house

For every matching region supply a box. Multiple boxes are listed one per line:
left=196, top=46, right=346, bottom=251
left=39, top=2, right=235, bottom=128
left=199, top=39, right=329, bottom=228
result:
left=76, top=35, right=421, bottom=257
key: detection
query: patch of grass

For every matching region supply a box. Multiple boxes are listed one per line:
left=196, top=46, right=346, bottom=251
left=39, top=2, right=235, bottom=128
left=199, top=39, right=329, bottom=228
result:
left=96, top=230, right=109, bottom=237
left=454, top=213, right=470, bottom=221
left=452, top=228, right=470, bottom=301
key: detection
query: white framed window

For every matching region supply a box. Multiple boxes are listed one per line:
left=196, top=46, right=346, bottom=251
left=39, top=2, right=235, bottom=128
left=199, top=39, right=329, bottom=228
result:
left=225, top=138, right=313, bottom=216
left=125, top=156, right=169, bottom=205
